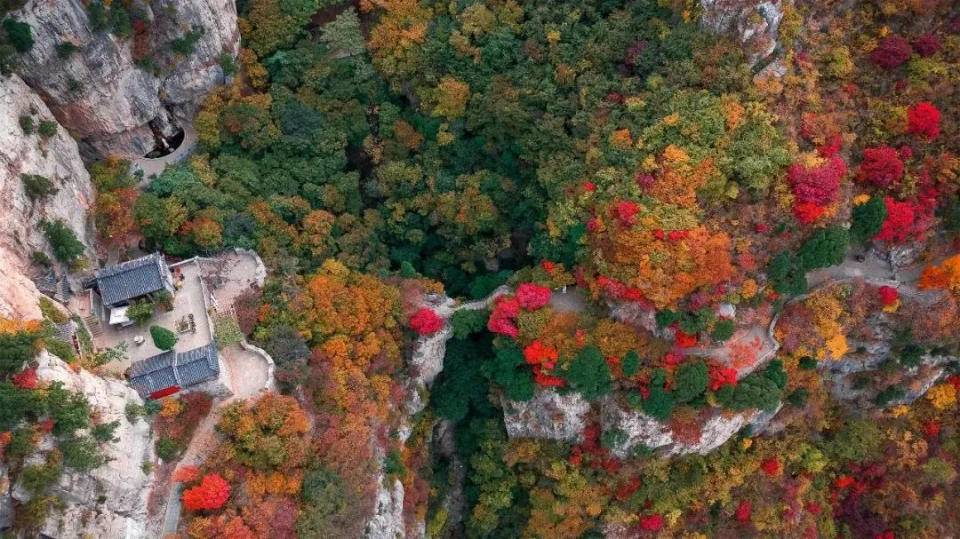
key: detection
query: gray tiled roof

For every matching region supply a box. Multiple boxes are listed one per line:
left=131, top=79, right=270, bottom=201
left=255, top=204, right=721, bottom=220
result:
left=177, top=343, right=220, bottom=387
left=128, top=343, right=219, bottom=397
left=95, top=253, right=167, bottom=306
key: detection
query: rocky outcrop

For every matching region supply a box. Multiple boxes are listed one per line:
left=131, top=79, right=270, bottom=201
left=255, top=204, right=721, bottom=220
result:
left=11, top=0, right=239, bottom=159
left=600, top=399, right=783, bottom=458
left=700, top=0, right=784, bottom=67
left=369, top=288, right=511, bottom=537
left=366, top=475, right=406, bottom=539
left=10, top=351, right=154, bottom=538
left=502, top=391, right=591, bottom=442
left=0, top=74, right=94, bottom=320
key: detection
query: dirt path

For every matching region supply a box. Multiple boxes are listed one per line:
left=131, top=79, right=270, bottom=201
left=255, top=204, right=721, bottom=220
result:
left=157, top=399, right=229, bottom=536
left=550, top=288, right=588, bottom=313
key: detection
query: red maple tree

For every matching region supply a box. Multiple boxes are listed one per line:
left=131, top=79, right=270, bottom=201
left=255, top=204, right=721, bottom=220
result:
left=515, top=283, right=551, bottom=310
left=182, top=473, right=231, bottom=511
left=857, top=146, right=904, bottom=188
left=870, top=35, right=912, bottom=69
left=788, top=155, right=846, bottom=206
left=912, top=34, right=942, bottom=57
left=12, top=368, right=38, bottom=390
left=409, top=308, right=444, bottom=336
left=907, top=102, right=941, bottom=140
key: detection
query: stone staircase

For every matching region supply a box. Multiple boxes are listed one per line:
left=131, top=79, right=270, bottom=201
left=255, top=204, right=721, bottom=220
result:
left=83, top=315, right=104, bottom=337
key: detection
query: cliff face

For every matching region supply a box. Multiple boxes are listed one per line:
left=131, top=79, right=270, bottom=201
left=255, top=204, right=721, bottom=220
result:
left=0, top=74, right=94, bottom=320
left=12, top=0, right=239, bottom=159
left=8, top=352, right=154, bottom=538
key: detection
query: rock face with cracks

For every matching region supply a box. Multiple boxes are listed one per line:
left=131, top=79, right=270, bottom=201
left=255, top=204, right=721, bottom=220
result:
left=11, top=0, right=239, bottom=159
left=0, top=74, right=95, bottom=319
left=700, top=0, right=784, bottom=66
left=9, top=351, right=153, bottom=538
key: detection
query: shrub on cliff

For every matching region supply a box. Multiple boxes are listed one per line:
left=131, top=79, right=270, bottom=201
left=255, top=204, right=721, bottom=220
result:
left=483, top=344, right=535, bottom=401
left=40, top=219, right=85, bottom=265
left=2, top=17, right=33, bottom=52
left=564, top=345, right=612, bottom=401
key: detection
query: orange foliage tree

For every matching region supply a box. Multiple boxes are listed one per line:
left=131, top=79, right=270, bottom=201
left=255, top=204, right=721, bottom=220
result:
left=588, top=210, right=735, bottom=308
left=918, top=254, right=960, bottom=293
left=94, top=186, right=139, bottom=247
left=291, top=259, right=406, bottom=530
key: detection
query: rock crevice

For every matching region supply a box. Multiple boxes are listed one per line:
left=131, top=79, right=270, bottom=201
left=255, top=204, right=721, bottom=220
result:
left=12, top=0, right=239, bottom=159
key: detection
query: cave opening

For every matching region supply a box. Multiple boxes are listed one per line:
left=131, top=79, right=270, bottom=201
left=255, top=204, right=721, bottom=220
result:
left=144, top=127, right=185, bottom=159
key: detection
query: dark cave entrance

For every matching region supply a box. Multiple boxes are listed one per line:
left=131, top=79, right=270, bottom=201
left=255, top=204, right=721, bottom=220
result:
left=144, top=127, right=185, bottom=159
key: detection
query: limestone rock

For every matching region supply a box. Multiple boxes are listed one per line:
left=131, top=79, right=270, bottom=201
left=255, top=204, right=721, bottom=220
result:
left=15, top=351, right=154, bottom=539
left=366, top=475, right=406, bottom=539
left=700, top=0, right=784, bottom=67
left=12, top=0, right=239, bottom=158
left=0, top=74, right=95, bottom=319
left=601, top=398, right=673, bottom=457
left=601, top=397, right=752, bottom=458
left=502, top=390, right=591, bottom=442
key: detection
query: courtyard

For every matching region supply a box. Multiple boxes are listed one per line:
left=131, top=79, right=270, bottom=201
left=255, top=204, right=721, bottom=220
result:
left=71, top=260, right=212, bottom=374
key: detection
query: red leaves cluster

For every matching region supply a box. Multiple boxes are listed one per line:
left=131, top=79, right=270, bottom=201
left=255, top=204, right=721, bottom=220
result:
left=674, top=330, right=697, bottom=348
left=735, top=500, right=752, bottom=523
left=488, top=284, right=552, bottom=338
left=922, top=420, right=941, bottom=438
left=760, top=457, right=782, bottom=477
left=652, top=229, right=690, bottom=242
left=877, top=286, right=899, bottom=306
left=515, top=283, right=551, bottom=310
left=907, top=102, right=941, bottom=141
left=663, top=351, right=684, bottom=367
left=523, top=340, right=565, bottom=387
left=182, top=473, right=231, bottom=511
left=870, top=35, right=912, bottom=69
left=612, top=200, right=639, bottom=227
left=523, top=341, right=557, bottom=366
left=639, top=513, right=664, bottom=531
left=487, top=295, right=520, bottom=337
left=708, top=365, right=738, bottom=391
left=857, top=146, right=904, bottom=188
left=635, top=172, right=655, bottom=189
left=0, top=431, right=11, bottom=460
left=875, top=196, right=931, bottom=243
left=913, top=34, right=942, bottom=57
left=12, top=368, right=38, bottom=390
left=788, top=155, right=846, bottom=206
left=569, top=424, right=620, bottom=471
left=834, top=474, right=856, bottom=490
left=793, top=202, right=827, bottom=225
left=409, top=308, right=444, bottom=336
left=595, top=275, right=650, bottom=305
